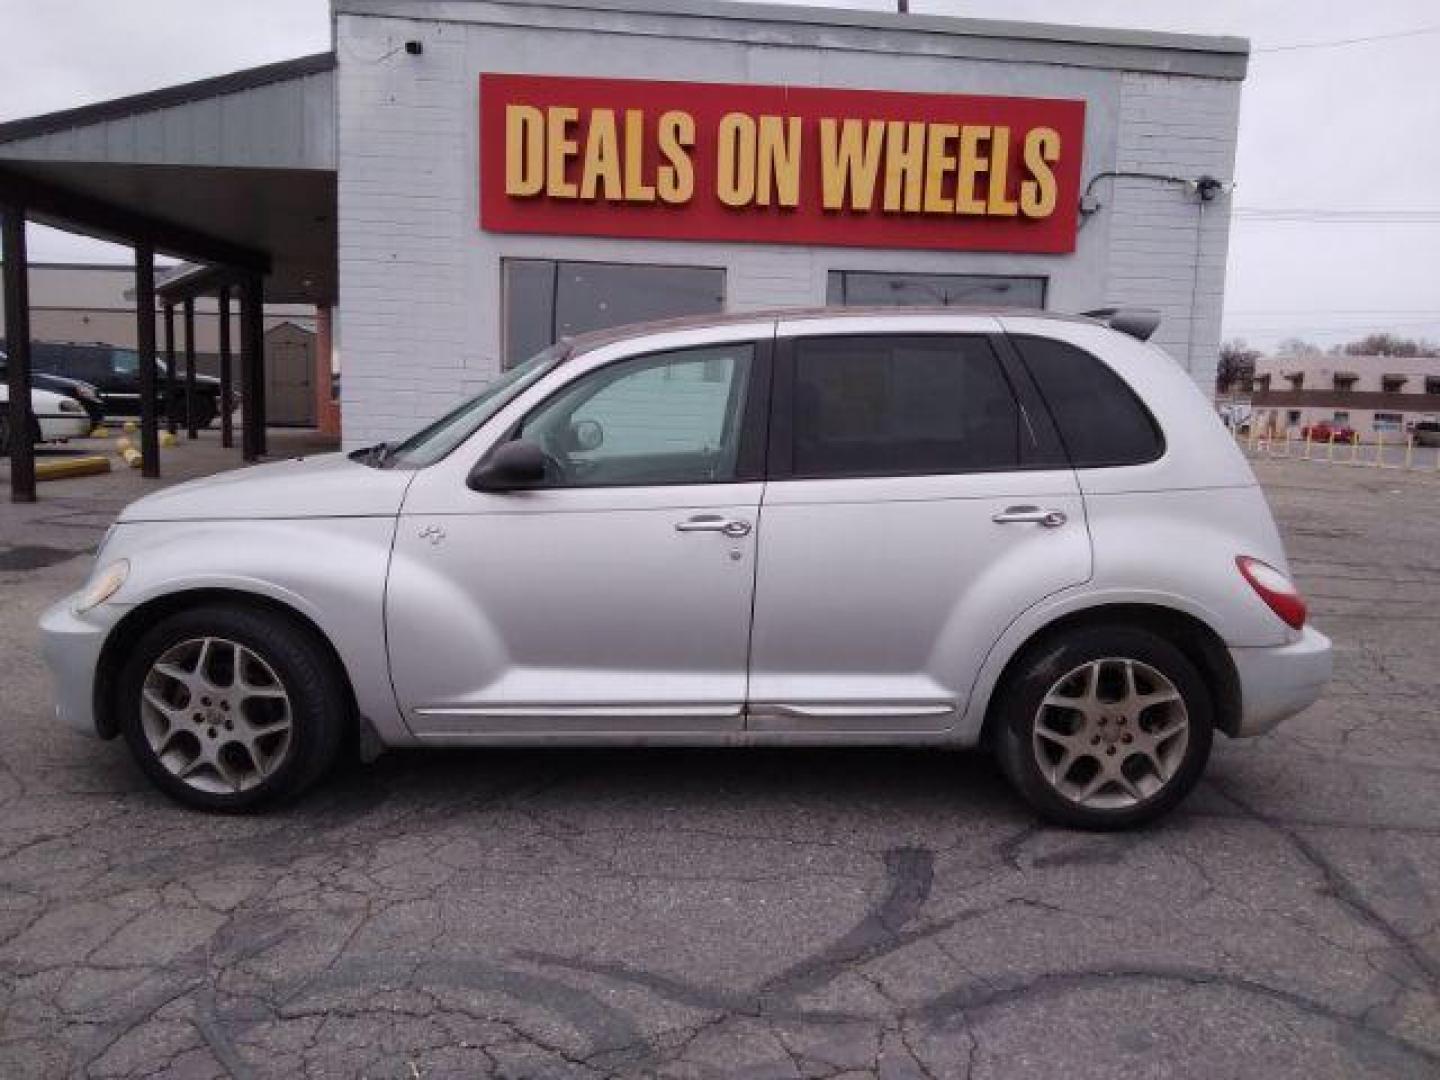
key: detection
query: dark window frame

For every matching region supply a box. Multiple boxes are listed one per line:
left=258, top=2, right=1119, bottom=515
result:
left=1008, top=334, right=1167, bottom=470
left=766, top=331, right=1066, bottom=482
left=500, top=256, right=728, bottom=370
left=488, top=336, right=774, bottom=490
left=825, top=269, right=1049, bottom=310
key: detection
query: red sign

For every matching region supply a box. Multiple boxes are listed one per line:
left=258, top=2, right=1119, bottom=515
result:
left=479, top=74, right=1084, bottom=254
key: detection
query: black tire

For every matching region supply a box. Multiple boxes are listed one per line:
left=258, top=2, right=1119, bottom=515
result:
left=118, top=604, right=349, bottom=812
left=190, top=398, right=218, bottom=430
left=993, top=625, right=1214, bottom=831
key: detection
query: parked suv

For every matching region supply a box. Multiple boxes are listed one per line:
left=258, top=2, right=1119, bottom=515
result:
left=26, top=341, right=228, bottom=428
left=40, top=309, right=1331, bottom=828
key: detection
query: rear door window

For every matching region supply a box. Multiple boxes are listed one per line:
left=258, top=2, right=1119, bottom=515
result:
left=1011, top=335, right=1164, bottom=467
left=788, top=334, right=1024, bottom=477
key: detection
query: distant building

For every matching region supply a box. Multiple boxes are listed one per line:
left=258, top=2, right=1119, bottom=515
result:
left=1250, top=353, right=1440, bottom=440
left=0, top=262, right=322, bottom=426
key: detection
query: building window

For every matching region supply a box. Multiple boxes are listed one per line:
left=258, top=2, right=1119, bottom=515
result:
left=1285, top=373, right=1304, bottom=390
left=1287, top=410, right=1302, bottom=426
left=1332, top=373, right=1357, bottom=391
left=825, top=271, right=1046, bottom=309
left=1425, top=377, right=1440, bottom=395
left=1253, top=374, right=1272, bottom=392
left=1374, top=412, right=1403, bottom=432
left=1381, top=374, right=1408, bottom=393
left=502, top=259, right=725, bottom=368
left=1333, top=411, right=1350, bottom=424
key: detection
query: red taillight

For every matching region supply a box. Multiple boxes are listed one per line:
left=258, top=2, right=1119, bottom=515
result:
left=1236, top=556, right=1307, bottom=630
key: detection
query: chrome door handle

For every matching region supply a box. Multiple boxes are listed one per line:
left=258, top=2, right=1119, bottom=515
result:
left=992, top=505, right=1068, bottom=528
left=675, top=514, right=752, bottom=538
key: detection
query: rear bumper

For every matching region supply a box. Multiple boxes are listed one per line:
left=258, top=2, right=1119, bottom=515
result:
left=36, top=413, right=92, bottom=440
left=1229, top=625, right=1333, bottom=737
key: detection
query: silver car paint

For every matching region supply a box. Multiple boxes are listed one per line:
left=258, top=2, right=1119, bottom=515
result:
left=40, top=309, right=1331, bottom=749
left=748, top=313, right=1091, bottom=736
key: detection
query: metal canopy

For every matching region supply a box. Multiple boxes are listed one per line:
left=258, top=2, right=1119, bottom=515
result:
left=0, top=52, right=337, bottom=306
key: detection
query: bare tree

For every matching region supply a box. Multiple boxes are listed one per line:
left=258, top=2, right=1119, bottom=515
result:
left=1337, top=333, right=1440, bottom=358
left=1217, top=339, right=1260, bottom=393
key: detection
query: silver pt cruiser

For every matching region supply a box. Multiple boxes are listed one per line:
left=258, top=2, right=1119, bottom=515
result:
left=41, top=308, right=1332, bottom=829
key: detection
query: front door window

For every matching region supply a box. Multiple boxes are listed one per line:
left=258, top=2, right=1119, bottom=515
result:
left=519, top=343, right=754, bottom=487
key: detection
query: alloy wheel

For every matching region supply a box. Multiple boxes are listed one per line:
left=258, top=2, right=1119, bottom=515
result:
left=140, top=636, right=294, bottom=794
left=1031, top=657, right=1189, bottom=810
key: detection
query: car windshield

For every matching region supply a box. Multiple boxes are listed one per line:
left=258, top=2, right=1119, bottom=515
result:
left=379, top=343, right=569, bottom=468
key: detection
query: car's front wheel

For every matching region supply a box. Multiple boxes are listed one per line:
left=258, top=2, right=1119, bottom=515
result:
left=118, top=605, right=348, bottom=812
left=994, top=626, right=1213, bottom=830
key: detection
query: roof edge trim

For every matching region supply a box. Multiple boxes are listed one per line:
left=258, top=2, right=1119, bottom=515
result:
left=0, top=52, right=336, bottom=146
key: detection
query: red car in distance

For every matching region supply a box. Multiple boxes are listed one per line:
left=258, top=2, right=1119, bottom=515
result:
left=1301, top=421, right=1358, bottom=444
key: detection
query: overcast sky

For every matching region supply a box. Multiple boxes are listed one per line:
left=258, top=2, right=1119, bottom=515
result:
left=2, top=0, right=1437, bottom=350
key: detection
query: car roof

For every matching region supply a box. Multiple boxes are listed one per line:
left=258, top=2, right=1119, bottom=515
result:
left=565, top=305, right=1098, bottom=355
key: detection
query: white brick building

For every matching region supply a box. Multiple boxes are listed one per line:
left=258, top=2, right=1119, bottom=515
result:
left=0, top=0, right=1248, bottom=452
left=335, top=0, right=1246, bottom=448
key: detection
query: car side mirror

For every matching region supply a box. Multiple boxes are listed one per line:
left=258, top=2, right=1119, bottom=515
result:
left=570, top=418, right=603, bottom=452
left=467, top=439, right=547, bottom=492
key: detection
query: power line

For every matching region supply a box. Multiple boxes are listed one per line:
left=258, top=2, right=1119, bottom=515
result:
left=1255, top=24, right=1440, bottom=53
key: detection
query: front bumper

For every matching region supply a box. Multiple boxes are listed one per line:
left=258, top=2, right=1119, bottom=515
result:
left=1229, top=624, right=1333, bottom=737
left=39, top=596, right=125, bottom=737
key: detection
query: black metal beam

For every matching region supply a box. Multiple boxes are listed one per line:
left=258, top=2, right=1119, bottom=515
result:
left=239, top=274, right=265, bottom=461
left=163, top=303, right=177, bottom=436
left=183, top=298, right=197, bottom=440
left=218, top=286, right=233, bottom=451
left=135, top=241, right=159, bottom=478
left=0, top=167, right=269, bottom=273
left=2, top=204, right=36, bottom=502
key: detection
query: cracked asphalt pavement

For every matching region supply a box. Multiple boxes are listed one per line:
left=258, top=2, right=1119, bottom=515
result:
left=1, top=438, right=1437, bottom=1078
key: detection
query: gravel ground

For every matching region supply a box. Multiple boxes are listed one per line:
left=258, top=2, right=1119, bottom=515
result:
left=1, top=435, right=1437, bottom=1078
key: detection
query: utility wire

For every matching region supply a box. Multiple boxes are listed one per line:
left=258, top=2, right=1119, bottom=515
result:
left=1255, top=24, right=1440, bottom=53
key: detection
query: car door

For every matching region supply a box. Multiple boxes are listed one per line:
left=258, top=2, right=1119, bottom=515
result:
left=747, top=318, right=1091, bottom=734
left=387, top=330, right=771, bottom=737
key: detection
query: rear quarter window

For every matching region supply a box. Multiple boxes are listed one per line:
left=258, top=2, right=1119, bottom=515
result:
left=1011, top=335, right=1164, bottom=468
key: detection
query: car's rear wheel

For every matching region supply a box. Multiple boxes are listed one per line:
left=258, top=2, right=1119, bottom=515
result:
left=994, top=626, right=1213, bottom=830
left=118, top=605, right=348, bottom=812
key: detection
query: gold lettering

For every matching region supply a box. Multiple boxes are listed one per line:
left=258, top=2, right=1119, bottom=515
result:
left=656, top=110, right=695, bottom=204
left=756, top=115, right=802, bottom=207
left=954, top=125, right=989, bottom=215
left=986, top=126, right=1019, bottom=215
left=544, top=106, right=579, bottom=198
left=578, top=108, right=623, bottom=200
left=504, top=104, right=544, bottom=197
left=622, top=109, right=656, bottom=202
left=819, top=118, right=885, bottom=211
left=883, top=120, right=925, bottom=213
left=923, top=123, right=958, bottom=213
left=1020, top=127, right=1060, bottom=218
left=717, top=112, right=757, bottom=207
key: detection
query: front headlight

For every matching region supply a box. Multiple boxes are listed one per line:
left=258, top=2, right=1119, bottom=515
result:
left=74, top=559, right=129, bottom=614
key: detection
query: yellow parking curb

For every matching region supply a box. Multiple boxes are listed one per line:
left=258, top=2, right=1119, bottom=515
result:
left=159, top=431, right=178, bottom=448
left=36, top=455, right=112, bottom=481
left=121, top=447, right=142, bottom=469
